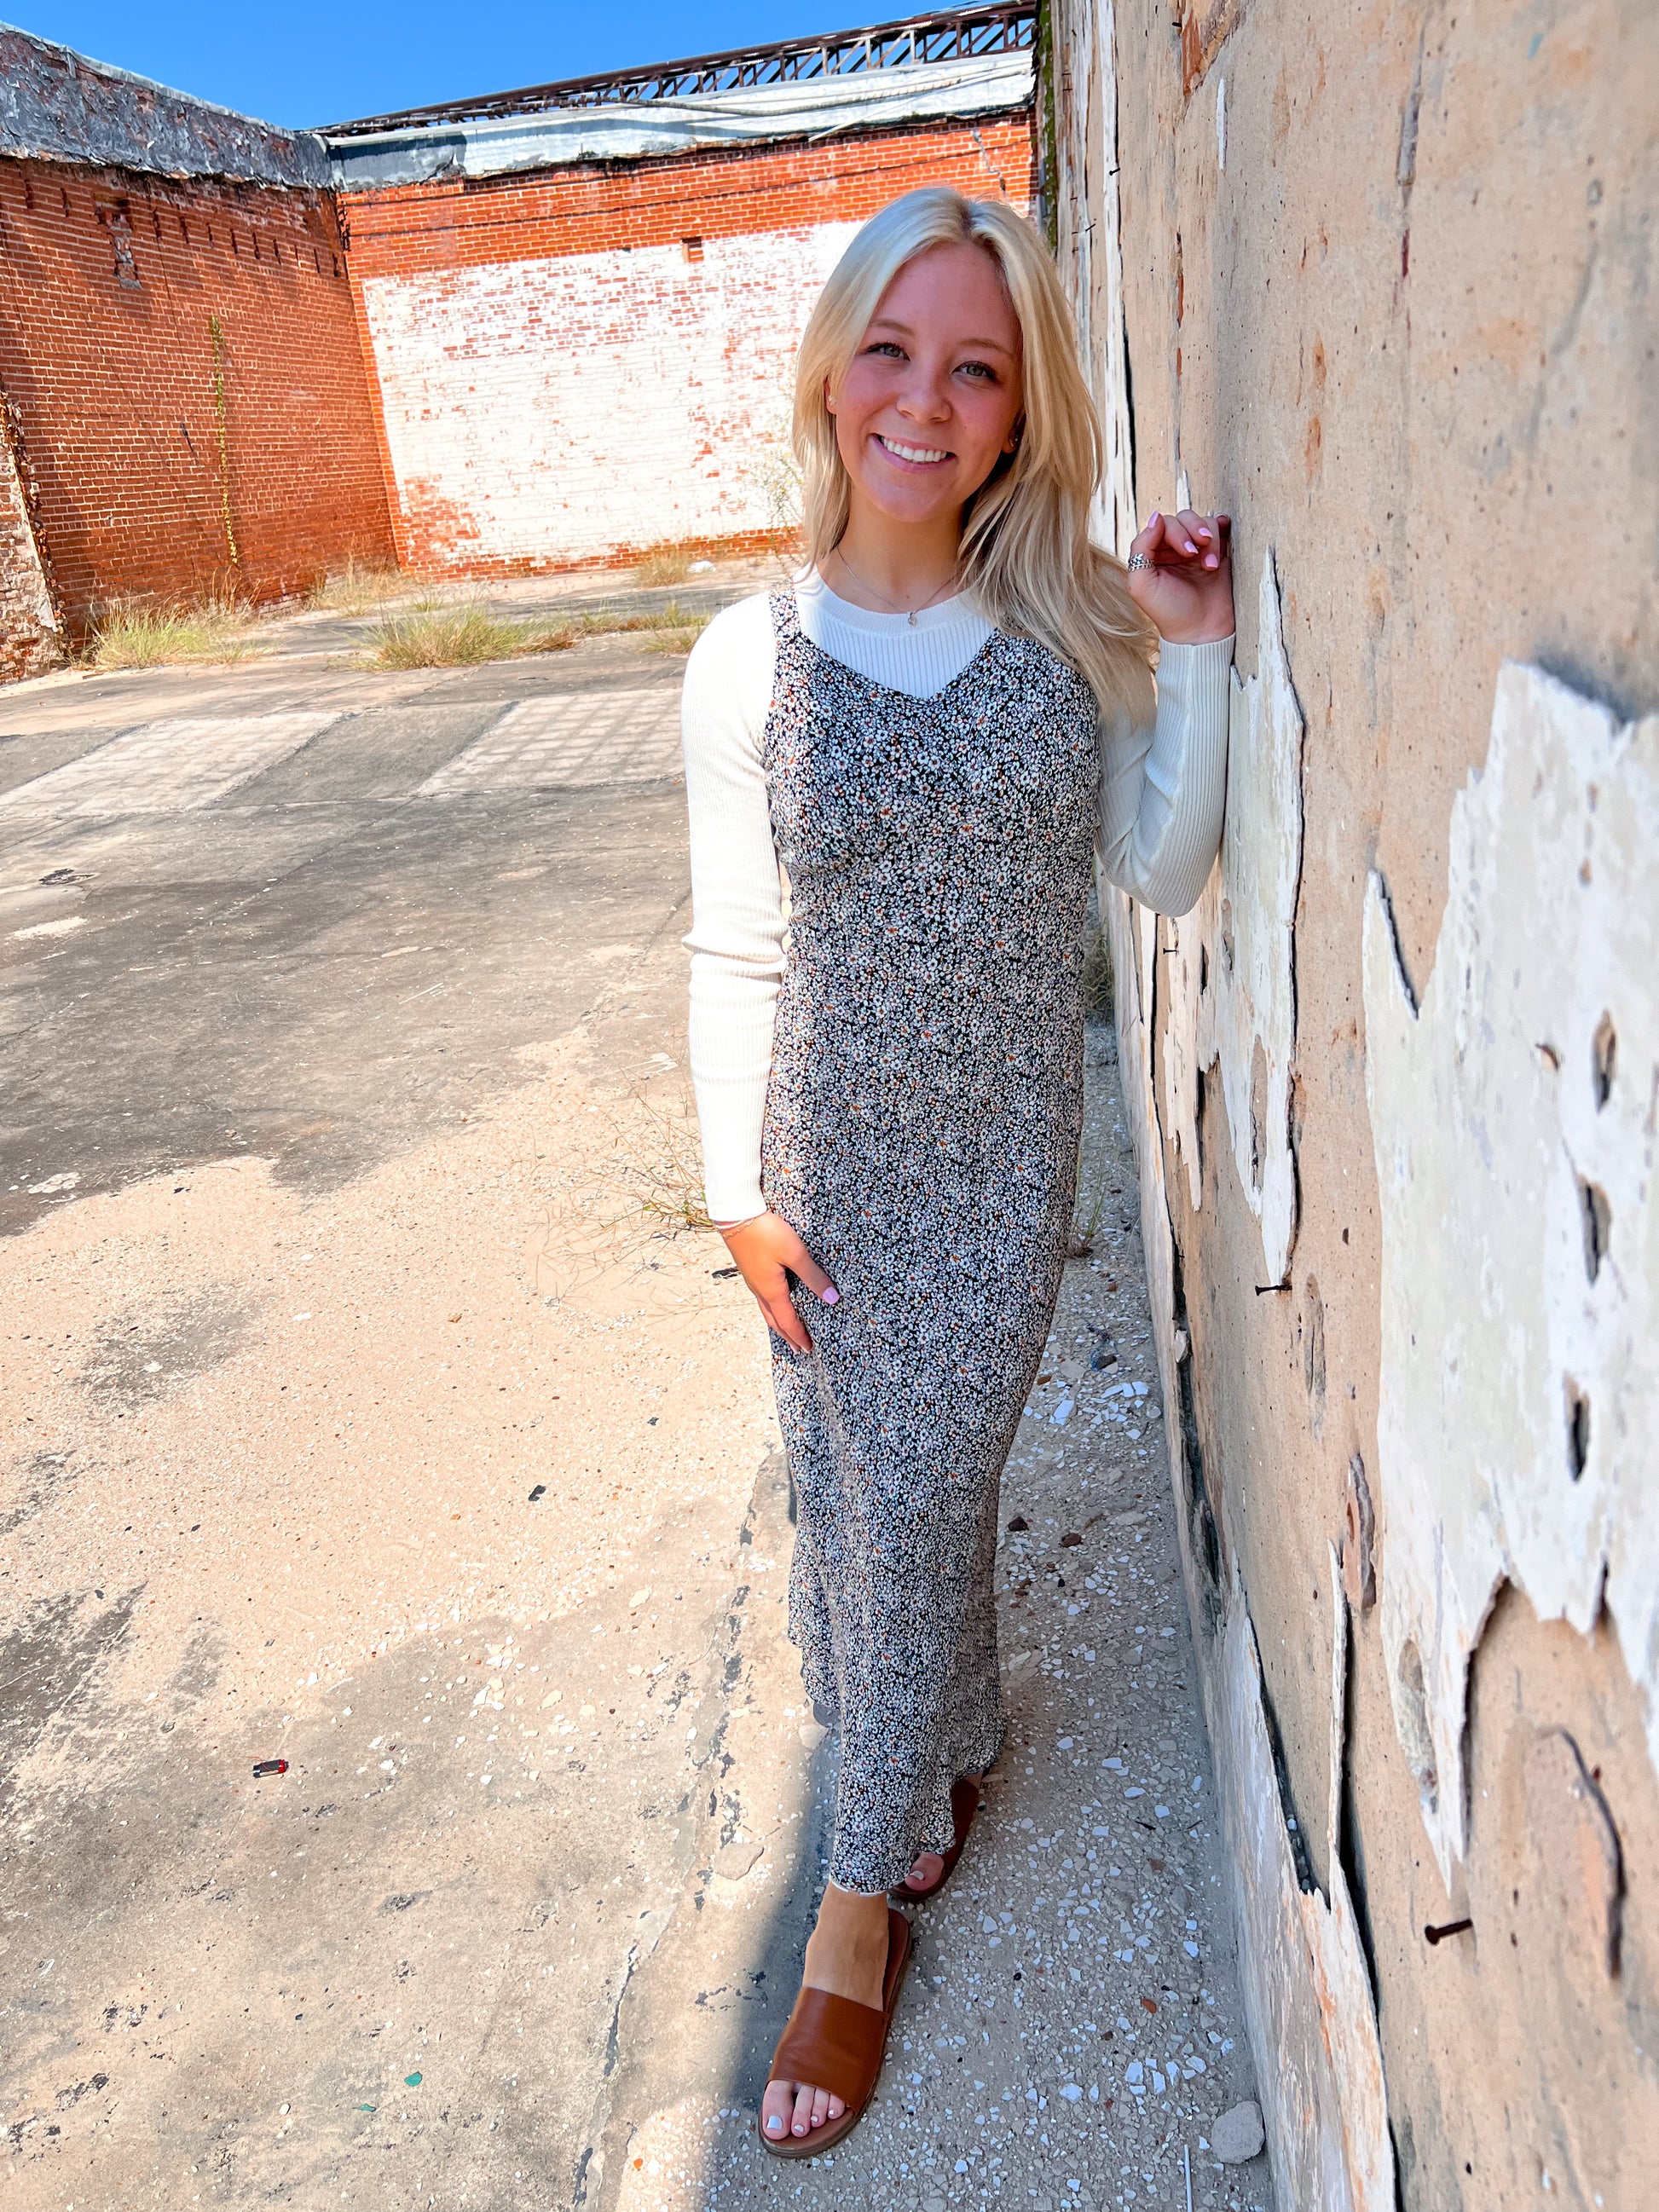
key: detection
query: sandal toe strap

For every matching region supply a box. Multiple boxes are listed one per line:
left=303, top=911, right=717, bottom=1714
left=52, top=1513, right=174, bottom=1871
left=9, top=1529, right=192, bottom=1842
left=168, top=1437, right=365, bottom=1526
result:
left=770, top=1988, right=885, bottom=2109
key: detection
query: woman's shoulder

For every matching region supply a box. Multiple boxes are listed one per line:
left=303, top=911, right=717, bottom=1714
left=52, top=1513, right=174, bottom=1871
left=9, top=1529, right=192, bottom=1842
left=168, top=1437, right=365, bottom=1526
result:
left=682, top=592, right=779, bottom=755
left=686, top=589, right=780, bottom=671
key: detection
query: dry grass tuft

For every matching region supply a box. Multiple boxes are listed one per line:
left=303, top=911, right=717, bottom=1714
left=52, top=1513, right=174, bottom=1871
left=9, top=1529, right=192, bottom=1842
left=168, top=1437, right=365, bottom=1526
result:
left=1080, top=923, right=1114, bottom=1021
left=634, top=546, right=692, bottom=587
left=611, top=1098, right=717, bottom=1237
left=83, top=596, right=264, bottom=669
left=637, top=625, right=708, bottom=656
left=572, top=600, right=713, bottom=656
left=308, top=557, right=414, bottom=616
left=633, top=541, right=719, bottom=587
left=364, top=601, right=576, bottom=670
left=523, top=1086, right=716, bottom=1306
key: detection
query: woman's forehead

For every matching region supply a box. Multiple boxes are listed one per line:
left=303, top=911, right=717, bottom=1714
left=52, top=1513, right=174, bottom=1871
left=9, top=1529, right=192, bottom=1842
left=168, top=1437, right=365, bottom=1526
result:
left=868, top=243, right=1020, bottom=346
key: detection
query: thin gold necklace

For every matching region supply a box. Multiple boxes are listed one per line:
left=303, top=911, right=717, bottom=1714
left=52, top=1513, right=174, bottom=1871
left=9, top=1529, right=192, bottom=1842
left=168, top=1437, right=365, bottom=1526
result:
left=830, top=548, right=959, bottom=627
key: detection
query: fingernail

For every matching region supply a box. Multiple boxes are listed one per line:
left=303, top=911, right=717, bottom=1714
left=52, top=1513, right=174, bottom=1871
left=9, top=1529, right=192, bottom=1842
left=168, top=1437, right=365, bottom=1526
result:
left=821, top=1286, right=839, bottom=1305
left=1150, top=511, right=1160, bottom=524
left=1205, top=554, right=1218, bottom=568
left=1184, top=540, right=1196, bottom=553
left=1197, top=527, right=1211, bottom=540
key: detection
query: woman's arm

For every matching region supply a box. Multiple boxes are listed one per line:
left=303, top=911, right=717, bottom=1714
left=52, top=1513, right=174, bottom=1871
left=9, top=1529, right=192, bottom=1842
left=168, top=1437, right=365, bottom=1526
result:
left=1098, top=505, right=1236, bottom=918
left=681, top=597, right=785, bottom=1225
left=1097, top=637, right=1233, bottom=916
left=682, top=598, right=840, bottom=1350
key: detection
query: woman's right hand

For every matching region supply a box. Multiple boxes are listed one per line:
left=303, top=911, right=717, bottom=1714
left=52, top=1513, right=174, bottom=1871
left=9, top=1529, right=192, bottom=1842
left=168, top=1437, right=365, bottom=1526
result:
left=718, top=1212, right=838, bottom=1353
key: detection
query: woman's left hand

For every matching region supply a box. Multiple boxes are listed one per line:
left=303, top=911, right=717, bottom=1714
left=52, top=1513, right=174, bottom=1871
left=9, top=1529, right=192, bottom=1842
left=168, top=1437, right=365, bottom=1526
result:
left=1125, top=507, right=1234, bottom=645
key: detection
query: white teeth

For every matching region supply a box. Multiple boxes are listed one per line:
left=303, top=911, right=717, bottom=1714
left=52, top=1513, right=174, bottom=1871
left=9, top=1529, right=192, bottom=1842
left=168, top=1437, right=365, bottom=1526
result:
left=878, top=435, right=949, bottom=465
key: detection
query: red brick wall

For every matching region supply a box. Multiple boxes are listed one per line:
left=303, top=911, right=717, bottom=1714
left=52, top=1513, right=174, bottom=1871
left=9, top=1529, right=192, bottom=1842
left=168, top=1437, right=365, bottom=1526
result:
left=342, top=115, right=1038, bottom=278
left=340, top=116, right=1036, bottom=576
left=0, top=156, right=396, bottom=638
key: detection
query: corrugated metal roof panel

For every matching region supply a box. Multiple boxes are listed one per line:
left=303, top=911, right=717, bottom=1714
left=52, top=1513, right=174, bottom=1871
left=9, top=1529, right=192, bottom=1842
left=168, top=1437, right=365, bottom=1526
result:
left=328, top=48, right=1033, bottom=190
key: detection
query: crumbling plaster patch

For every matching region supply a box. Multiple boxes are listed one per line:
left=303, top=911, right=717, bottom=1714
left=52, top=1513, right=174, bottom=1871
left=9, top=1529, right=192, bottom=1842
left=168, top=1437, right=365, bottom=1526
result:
left=1363, top=661, right=1658, bottom=1881
left=1113, top=852, right=1395, bottom=2209
left=1161, top=546, right=1306, bottom=1287
left=1105, top=846, right=1390, bottom=2212
left=1055, top=1, right=1136, bottom=557
left=1213, top=1549, right=1394, bottom=2212
left=0, top=418, right=61, bottom=681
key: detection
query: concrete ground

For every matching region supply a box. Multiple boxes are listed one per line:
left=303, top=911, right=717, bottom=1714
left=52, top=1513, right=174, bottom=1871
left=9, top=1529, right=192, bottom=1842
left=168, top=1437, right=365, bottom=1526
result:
left=0, top=582, right=1273, bottom=2212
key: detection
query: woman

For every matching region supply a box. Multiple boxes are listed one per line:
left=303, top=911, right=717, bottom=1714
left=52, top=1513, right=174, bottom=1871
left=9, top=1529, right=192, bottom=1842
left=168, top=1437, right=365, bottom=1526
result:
left=679, top=187, right=1234, bottom=2156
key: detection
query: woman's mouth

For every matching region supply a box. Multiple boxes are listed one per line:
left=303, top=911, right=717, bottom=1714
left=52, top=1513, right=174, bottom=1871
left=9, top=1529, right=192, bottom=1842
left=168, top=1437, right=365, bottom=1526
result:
left=874, top=434, right=951, bottom=468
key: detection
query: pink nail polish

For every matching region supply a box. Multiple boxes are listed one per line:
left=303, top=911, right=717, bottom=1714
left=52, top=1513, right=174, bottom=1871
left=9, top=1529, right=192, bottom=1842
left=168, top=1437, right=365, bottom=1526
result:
left=1150, top=511, right=1161, bottom=524
left=821, top=1286, right=839, bottom=1305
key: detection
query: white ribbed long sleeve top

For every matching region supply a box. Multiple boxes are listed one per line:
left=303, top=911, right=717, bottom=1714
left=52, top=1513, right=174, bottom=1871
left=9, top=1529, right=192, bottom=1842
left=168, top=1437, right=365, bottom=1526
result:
left=681, top=573, right=1233, bottom=1222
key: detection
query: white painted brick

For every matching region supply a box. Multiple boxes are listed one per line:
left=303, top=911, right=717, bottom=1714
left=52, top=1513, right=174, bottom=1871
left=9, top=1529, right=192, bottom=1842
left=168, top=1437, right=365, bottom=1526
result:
left=361, top=224, right=861, bottom=568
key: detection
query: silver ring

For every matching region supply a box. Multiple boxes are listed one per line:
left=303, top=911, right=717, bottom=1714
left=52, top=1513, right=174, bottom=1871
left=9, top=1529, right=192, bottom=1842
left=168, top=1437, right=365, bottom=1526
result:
left=1126, top=552, right=1154, bottom=570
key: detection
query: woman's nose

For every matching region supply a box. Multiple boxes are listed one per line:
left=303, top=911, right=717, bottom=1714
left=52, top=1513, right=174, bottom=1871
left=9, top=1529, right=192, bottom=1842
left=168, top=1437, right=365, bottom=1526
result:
left=898, top=373, right=952, bottom=423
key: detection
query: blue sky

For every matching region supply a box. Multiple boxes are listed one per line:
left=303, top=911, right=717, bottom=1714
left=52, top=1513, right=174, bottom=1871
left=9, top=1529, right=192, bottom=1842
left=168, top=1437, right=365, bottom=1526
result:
left=8, top=3, right=852, bottom=128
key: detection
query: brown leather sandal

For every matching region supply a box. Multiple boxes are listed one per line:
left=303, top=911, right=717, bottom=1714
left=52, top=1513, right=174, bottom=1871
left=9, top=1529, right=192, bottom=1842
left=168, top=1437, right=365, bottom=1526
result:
left=757, top=1907, right=912, bottom=2159
left=889, top=1776, right=983, bottom=1904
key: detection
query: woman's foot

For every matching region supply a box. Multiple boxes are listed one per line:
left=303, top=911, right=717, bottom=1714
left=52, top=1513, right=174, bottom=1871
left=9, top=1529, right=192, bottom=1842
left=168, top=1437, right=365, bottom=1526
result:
left=761, top=1884, right=892, bottom=2144
left=894, top=1773, right=983, bottom=1898
left=896, top=1848, right=947, bottom=1896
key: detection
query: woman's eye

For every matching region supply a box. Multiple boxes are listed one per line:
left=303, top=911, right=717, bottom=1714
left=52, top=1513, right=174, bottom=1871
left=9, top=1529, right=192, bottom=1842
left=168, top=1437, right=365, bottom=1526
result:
left=864, top=342, right=905, bottom=360
left=958, top=361, right=998, bottom=383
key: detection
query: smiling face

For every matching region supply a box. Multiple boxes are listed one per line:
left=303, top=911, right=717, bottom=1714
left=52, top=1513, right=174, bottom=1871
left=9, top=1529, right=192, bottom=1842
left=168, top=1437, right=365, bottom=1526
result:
left=827, top=240, right=1025, bottom=535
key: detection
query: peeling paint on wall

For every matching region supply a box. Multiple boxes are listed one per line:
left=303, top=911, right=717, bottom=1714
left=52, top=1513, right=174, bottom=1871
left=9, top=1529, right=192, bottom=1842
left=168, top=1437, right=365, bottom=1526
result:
left=1054, top=1, right=1136, bottom=557
left=1061, top=0, right=1658, bottom=2196
left=1114, top=848, right=1394, bottom=2212
left=1160, top=549, right=1305, bottom=1285
left=1363, top=661, right=1659, bottom=1880
left=0, top=401, right=61, bottom=679
left=1212, top=1551, right=1394, bottom=2212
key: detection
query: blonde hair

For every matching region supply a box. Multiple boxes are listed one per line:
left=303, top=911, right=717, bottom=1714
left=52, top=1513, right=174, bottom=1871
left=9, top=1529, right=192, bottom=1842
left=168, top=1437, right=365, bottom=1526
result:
left=794, top=187, right=1154, bottom=719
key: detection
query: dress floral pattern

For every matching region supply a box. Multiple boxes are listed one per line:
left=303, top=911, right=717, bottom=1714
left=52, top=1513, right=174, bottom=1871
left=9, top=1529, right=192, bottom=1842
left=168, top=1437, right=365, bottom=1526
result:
left=760, top=591, right=1101, bottom=1894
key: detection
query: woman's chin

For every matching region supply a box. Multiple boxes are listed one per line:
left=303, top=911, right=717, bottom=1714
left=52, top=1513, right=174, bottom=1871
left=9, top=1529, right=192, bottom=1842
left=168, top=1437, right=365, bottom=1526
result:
left=847, top=476, right=967, bottom=530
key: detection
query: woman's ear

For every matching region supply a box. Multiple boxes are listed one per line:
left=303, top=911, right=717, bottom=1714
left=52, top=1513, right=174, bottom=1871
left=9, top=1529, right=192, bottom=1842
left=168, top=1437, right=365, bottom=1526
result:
left=1003, top=414, right=1026, bottom=455
left=823, top=374, right=836, bottom=417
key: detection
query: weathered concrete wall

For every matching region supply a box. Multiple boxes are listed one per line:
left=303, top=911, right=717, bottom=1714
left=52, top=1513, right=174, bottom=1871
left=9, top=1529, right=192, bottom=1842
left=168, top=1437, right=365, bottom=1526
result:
left=1050, top=4, right=1658, bottom=2206
left=338, top=116, right=1037, bottom=575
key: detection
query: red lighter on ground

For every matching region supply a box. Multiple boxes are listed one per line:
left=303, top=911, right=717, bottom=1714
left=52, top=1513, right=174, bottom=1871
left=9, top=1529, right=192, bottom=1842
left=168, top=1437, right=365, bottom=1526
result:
left=252, top=1759, right=288, bottom=1777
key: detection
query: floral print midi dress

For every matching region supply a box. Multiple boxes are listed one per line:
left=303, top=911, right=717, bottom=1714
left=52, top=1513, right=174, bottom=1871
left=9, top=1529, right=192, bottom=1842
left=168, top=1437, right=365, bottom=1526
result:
left=759, top=591, right=1101, bottom=1896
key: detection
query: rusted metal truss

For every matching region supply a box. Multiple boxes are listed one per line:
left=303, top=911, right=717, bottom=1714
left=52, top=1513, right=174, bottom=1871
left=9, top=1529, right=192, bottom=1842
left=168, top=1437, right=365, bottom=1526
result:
left=317, top=4, right=1038, bottom=137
